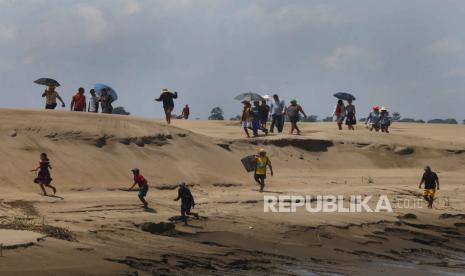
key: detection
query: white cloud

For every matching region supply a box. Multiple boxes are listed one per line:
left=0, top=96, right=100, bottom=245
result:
left=0, top=25, right=15, bottom=42
left=75, top=3, right=107, bottom=41
left=428, top=38, right=463, bottom=54
left=118, top=0, right=141, bottom=16
left=321, top=46, right=376, bottom=70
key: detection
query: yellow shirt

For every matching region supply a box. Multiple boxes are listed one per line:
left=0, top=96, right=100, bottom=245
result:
left=255, top=156, right=268, bottom=175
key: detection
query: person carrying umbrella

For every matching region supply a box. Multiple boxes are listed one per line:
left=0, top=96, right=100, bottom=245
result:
left=100, top=88, right=114, bottom=114
left=286, top=100, right=307, bottom=135
left=42, top=85, right=65, bottom=110
left=70, top=87, right=87, bottom=112
left=155, top=88, right=178, bottom=124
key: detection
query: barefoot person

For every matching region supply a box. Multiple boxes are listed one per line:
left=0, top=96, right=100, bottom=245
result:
left=88, top=89, right=100, bottom=113
left=365, top=106, right=381, bottom=132
left=182, top=104, right=190, bottom=120
left=174, top=183, right=199, bottom=223
left=128, top=168, right=149, bottom=208
left=270, top=94, right=286, bottom=133
left=345, top=99, right=356, bottom=130
left=42, top=85, right=65, bottom=110
left=70, top=87, right=87, bottom=112
left=379, top=107, right=391, bottom=133
left=254, top=149, right=273, bottom=192
left=241, top=101, right=252, bottom=138
left=419, top=166, right=439, bottom=209
left=333, top=99, right=346, bottom=130
left=287, top=100, right=307, bottom=135
left=100, top=88, right=114, bottom=114
left=31, top=153, right=57, bottom=196
left=155, top=88, right=178, bottom=124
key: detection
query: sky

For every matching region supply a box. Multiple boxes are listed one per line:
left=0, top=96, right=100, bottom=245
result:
left=1, top=0, right=465, bottom=121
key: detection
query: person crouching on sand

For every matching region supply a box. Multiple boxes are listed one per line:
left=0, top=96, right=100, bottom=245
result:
left=254, top=149, right=273, bottom=192
left=174, top=183, right=199, bottom=223
left=31, top=153, right=57, bottom=196
left=419, top=166, right=439, bottom=209
left=128, top=168, right=149, bottom=208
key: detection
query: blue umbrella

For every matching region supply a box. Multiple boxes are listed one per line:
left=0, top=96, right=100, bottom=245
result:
left=94, top=83, right=118, bottom=101
left=333, top=92, right=356, bottom=101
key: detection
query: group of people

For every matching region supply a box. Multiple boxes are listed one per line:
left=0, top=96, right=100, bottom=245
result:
left=31, top=153, right=199, bottom=223
left=42, top=85, right=115, bottom=114
left=333, top=99, right=357, bottom=130
left=240, top=94, right=308, bottom=137
left=365, top=105, right=392, bottom=133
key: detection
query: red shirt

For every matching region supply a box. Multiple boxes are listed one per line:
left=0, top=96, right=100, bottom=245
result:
left=72, top=93, right=86, bottom=111
left=134, top=175, right=148, bottom=188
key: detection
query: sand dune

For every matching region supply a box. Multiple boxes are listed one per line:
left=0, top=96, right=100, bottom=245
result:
left=1, top=109, right=465, bottom=275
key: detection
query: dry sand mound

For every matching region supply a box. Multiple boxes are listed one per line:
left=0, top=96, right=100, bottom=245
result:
left=1, top=109, right=465, bottom=275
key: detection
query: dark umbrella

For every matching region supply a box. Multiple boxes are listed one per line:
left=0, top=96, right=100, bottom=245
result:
left=234, top=92, right=264, bottom=102
left=333, top=92, right=356, bottom=101
left=94, top=83, right=118, bottom=101
left=34, top=78, right=60, bottom=87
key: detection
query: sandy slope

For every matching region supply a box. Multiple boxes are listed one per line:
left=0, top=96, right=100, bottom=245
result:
left=1, top=109, right=465, bottom=275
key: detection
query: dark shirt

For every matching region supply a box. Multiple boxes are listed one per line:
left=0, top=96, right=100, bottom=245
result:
left=177, top=186, right=195, bottom=205
left=259, top=105, right=270, bottom=118
left=422, top=172, right=438, bottom=189
left=156, top=92, right=178, bottom=108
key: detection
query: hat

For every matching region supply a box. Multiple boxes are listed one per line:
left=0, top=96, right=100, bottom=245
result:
left=380, top=106, right=387, bottom=111
left=131, top=168, right=140, bottom=173
left=424, top=166, right=431, bottom=171
left=162, top=88, right=169, bottom=92
left=259, top=148, right=266, bottom=153
left=373, top=105, right=380, bottom=110
left=290, top=99, right=297, bottom=104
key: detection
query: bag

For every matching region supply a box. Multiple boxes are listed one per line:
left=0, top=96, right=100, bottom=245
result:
left=241, top=155, right=257, bottom=173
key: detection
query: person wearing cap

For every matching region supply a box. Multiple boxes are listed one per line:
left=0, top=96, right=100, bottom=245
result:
left=155, top=88, right=178, bottom=124
left=70, top=87, right=87, bottom=112
left=286, top=100, right=307, bottom=135
left=42, top=85, right=65, bottom=110
left=128, top=168, right=149, bottom=208
left=270, top=94, right=286, bottom=133
left=419, top=166, right=439, bottom=209
left=379, top=107, right=391, bottom=133
left=241, top=100, right=253, bottom=138
left=333, top=99, right=346, bottom=130
left=365, top=106, right=381, bottom=132
left=254, top=149, right=273, bottom=192
left=88, top=89, right=100, bottom=113
left=174, top=182, right=199, bottom=223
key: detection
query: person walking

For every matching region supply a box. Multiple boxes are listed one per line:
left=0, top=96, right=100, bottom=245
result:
left=174, top=182, right=199, bottom=224
left=42, top=85, right=65, bottom=110
left=379, top=107, right=391, bottom=133
left=259, top=100, right=270, bottom=130
left=345, top=99, right=356, bottom=130
left=100, top=88, right=114, bottom=114
left=333, top=99, right=346, bottom=130
left=241, top=101, right=252, bottom=138
left=365, top=106, right=381, bottom=132
left=88, top=89, right=100, bottom=113
left=70, top=87, right=87, bottom=112
left=270, top=94, right=286, bottom=133
left=286, top=100, right=307, bottom=135
left=419, top=166, right=440, bottom=209
left=182, top=104, right=190, bottom=120
left=251, top=101, right=268, bottom=137
left=31, top=153, right=57, bottom=196
left=155, top=88, right=178, bottom=124
left=254, top=149, right=273, bottom=192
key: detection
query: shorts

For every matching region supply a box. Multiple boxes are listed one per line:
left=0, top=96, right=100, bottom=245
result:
left=423, top=189, right=435, bottom=198
left=254, top=174, right=266, bottom=182
left=289, top=116, right=300, bottom=124
left=45, top=103, right=57, bottom=110
left=242, top=121, right=252, bottom=128
left=138, top=187, right=148, bottom=198
left=336, top=115, right=345, bottom=124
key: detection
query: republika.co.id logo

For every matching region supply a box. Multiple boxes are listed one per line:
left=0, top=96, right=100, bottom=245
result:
left=264, top=195, right=399, bottom=213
